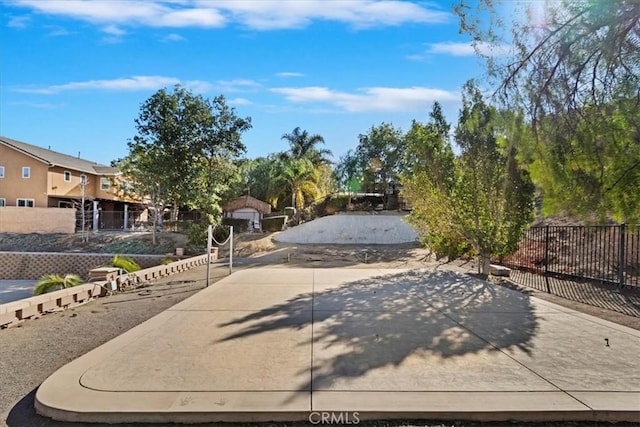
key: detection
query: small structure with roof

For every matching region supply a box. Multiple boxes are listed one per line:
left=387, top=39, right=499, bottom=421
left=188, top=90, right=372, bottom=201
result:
left=223, top=195, right=271, bottom=231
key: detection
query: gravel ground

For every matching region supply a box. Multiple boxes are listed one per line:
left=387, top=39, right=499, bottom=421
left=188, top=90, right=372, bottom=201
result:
left=1, top=251, right=638, bottom=427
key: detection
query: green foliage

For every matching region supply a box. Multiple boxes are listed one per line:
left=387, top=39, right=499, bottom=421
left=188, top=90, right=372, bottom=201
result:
left=280, top=127, right=332, bottom=166
left=403, top=86, right=535, bottom=273
left=222, top=217, right=250, bottom=232
left=456, top=0, right=640, bottom=222
left=110, top=255, right=141, bottom=273
left=334, top=123, right=406, bottom=208
left=187, top=222, right=209, bottom=247
left=262, top=215, right=288, bottom=232
left=118, top=85, right=252, bottom=243
left=161, top=258, right=174, bottom=265
left=33, top=274, right=83, bottom=296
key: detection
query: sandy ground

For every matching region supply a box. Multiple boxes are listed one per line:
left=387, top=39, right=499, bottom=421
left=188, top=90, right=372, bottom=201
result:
left=1, top=235, right=639, bottom=427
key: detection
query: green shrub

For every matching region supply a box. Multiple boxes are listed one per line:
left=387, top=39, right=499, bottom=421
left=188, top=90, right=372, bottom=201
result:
left=187, top=223, right=208, bottom=247
left=262, top=215, right=288, bottom=232
left=110, top=255, right=141, bottom=273
left=222, top=217, right=250, bottom=232
left=33, top=274, right=83, bottom=296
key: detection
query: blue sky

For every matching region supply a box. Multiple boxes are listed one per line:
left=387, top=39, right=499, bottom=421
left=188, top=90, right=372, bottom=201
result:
left=0, top=0, right=507, bottom=165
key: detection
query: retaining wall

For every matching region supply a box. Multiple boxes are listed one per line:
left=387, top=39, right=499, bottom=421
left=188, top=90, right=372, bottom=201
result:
left=0, top=252, right=169, bottom=280
left=0, top=253, right=213, bottom=329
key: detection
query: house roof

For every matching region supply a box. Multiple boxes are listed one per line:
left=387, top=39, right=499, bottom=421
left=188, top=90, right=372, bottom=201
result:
left=224, top=195, right=272, bottom=214
left=0, top=136, right=119, bottom=175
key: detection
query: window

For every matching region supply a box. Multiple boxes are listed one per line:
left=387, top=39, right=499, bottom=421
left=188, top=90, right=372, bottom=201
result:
left=22, top=167, right=30, bottom=178
left=100, top=177, right=111, bottom=191
left=17, top=198, right=35, bottom=207
left=0, top=166, right=4, bottom=178
left=64, top=171, right=71, bottom=182
left=80, top=174, right=87, bottom=185
left=0, top=199, right=5, bottom=207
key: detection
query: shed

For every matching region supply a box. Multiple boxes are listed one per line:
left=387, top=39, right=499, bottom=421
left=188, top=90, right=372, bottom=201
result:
left=223, top=195, right=272, bottom=230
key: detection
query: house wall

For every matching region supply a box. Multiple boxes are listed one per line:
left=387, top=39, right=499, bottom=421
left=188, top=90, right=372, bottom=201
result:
left=0, top=207, right=75, bottom=233
left=47, top=167, right=118, bottom=202
left=47, top=166, right=91, bottom=200
left=0, top=145, right=49, bottom=207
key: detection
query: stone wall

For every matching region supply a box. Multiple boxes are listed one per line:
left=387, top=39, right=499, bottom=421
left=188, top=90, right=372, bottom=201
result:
left=0, top=252, right=169, bottom=280
left=0, top=207, right=75, bottom=233
left=0, top=253, right=213, bottom=328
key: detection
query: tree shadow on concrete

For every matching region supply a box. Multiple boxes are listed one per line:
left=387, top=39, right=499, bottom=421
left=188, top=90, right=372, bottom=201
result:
left=217, top=269, right=539, bottom=392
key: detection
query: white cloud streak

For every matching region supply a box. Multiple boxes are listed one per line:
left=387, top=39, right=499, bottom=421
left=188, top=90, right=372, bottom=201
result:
left=7, top=15, right=30, bottom=28
left=11, top=0, right=449, bottom=31
left=271, top=86, right=458, bottom=113
left=276, top=72, right=305, bottom=78
left=411, top=41, right=511, bottom=59
left=12, top=0, right=226, bottom=28
left=13, top=75, right=214, bottom=94
left=160, top=33, right=186, bottom=42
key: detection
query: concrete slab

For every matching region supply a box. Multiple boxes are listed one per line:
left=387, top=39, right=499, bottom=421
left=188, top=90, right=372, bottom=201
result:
left=35, top=267, right=640, bottom=423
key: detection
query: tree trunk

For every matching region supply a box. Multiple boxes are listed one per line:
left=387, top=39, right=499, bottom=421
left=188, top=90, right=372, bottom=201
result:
left=480, top=253, right=491, bottom=276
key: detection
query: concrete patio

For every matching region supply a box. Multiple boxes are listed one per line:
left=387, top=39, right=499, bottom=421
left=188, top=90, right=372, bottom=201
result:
left=35, top=267, right=640, bottom=423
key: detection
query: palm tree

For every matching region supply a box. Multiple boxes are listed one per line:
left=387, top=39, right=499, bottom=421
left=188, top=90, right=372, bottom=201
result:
left=33, top=274, right=83, bottom=296
left=275, top=157, right=320, bottom=212
left=281, top=127, right=332, bottom=165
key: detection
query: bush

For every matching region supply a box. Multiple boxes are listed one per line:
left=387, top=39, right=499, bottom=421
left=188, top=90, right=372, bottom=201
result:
left=110, top=255, right=141, bottom=273
left=222, top=217, right=250, bottom=232
left=262, top=215, right=288, bottom=232
left=33, top=274, right=83, bottom=296
left=188, top=223, right=207, bottom=247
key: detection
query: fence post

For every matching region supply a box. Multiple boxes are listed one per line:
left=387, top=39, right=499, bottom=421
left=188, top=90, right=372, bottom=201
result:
left=544, top=225, right=551, bottom=293
left=206, top=224, right=212, bottom=287
left=229, top=226, right=234, bottom=275
left=619, top=223, right=626, bottom=288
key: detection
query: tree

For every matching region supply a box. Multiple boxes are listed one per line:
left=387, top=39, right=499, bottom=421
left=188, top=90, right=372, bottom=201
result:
left=192, top=95, right=252, bottom=225
left=280, top=127, right=332, bottom=165
left=119, top=86, right=251, bottom=243
left=333, top=123, right=406, bottom=208
left=456, top=0, right=640, bottom=222
left=403, top=84, right=534, bottom=274
left=274, top=157, right=320, bottom=213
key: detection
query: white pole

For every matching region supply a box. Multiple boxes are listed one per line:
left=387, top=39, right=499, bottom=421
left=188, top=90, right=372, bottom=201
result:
left=229, top=226, right=233, bottom=275
left=206, top=224, right=212, bottom=287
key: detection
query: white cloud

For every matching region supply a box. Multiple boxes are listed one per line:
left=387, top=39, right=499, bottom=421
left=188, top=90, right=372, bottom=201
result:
left=414, top=41, right=511, bottom=58
left=12, top=0, right=226, bottom=28
left=215, top=79, right=262, bottom=93
left=7, top=15, right=30, bottom=28
left=12, top=0, right=449, bottom=31
left=45, top=25, right=72, bottom=36
left=160, top=33, right=185, bottom=42
left=271, top=86, right=458, bottom=113
left=276, top=72, right=304, bottom=78
left=9, top=101, right=63, bottom=109
left=102, top=24, right=125, bottom=36
left=228, top=97, right=252, bottom=106
left=13, top=75, right=214, bottom=94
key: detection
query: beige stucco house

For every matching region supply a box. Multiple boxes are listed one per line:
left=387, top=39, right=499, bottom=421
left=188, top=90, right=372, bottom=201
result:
left=0, top=136, right=134, bottom=230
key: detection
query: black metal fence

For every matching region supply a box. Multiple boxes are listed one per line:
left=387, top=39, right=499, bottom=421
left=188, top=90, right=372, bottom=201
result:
left=502, top=224, right=640, bottom=290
